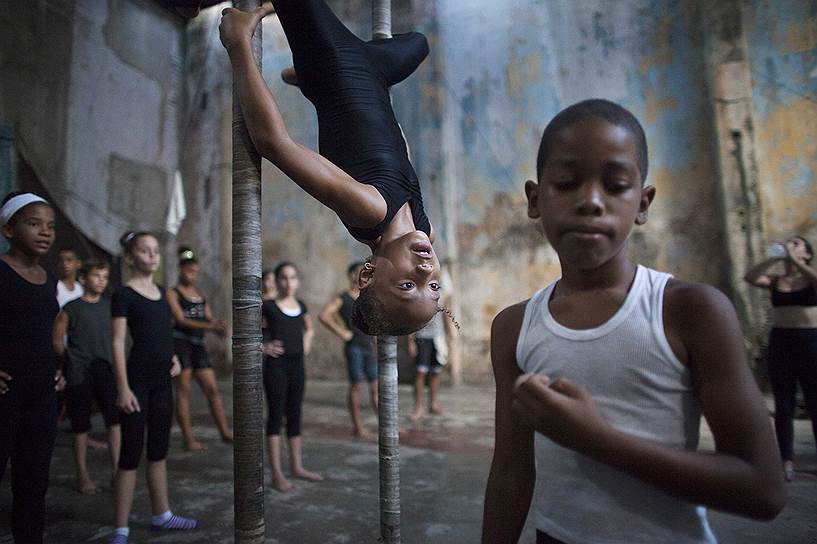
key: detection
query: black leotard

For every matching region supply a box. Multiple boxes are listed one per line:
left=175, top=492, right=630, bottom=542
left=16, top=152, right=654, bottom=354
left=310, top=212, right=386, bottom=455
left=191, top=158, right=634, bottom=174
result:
left=271, top=0, right=431, bottom=241
left=111, top=286, right=174, bottom=383
left=0, top=259, right=58, bottom=385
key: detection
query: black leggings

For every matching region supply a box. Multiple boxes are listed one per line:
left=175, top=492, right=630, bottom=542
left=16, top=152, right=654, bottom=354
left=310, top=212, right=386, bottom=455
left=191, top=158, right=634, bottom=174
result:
left=0, top=380, right=57, bottom=544
left=118, top=377, right=173, bottom=470
left=263, top=354, right=305, bottom=437
left=767, top=327, right=817, bottom=461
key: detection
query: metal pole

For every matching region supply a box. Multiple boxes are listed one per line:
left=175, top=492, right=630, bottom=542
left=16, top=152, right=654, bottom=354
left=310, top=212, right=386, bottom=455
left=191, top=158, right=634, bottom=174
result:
left=377, top=335, right=400, bottom=543
left=372, top=2, right=399, bottom=541
left=372, top=0, right=392, bottom=40
left=231, top=1, right=265, bottom=542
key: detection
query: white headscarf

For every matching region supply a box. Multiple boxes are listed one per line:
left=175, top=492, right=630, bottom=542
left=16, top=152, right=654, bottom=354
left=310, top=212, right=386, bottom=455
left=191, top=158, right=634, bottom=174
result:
left=0, top=193, right=49, bottom=225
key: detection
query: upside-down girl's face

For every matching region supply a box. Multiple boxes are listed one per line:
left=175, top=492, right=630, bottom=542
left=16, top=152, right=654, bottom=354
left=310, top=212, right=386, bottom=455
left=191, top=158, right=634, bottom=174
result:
left=366, top=230, right=441, bottom=329
left=129, top=235, right=161, bottom=275
left=527, top=117, right=654, bottom=272
left=276, top=265, right=299, bottom=297
left=2, top=203, right=55, bottom=257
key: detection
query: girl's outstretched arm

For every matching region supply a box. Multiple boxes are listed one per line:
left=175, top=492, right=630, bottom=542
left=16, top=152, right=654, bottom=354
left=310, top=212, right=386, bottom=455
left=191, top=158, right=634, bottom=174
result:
left=219, top=6, right=386, bottom=229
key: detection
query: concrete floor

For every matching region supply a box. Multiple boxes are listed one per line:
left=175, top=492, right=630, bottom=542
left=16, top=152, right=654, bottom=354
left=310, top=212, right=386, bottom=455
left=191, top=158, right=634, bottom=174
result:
left=1, top=379, right=815, bottom=543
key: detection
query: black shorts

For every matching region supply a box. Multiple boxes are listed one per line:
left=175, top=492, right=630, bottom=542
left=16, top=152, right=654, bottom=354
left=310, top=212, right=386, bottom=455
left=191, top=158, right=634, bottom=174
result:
left=174, top=338, right=210, bottom=370
left=415, top=338, right=443, bottom=374
left=66, top=359, right=120, bottom=433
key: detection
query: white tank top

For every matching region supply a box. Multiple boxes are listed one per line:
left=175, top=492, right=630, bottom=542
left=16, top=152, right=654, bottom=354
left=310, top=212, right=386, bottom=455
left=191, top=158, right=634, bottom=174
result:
left=516, top=266, right=717, bottom=544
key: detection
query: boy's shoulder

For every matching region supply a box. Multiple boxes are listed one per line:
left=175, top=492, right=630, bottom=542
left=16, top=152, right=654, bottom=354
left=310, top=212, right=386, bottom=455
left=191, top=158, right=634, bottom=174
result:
left=663, top=276, right=740, bottom=364
left=664, top=277, right=734, bottom=324
left=490, top=300, right=530, bottom=371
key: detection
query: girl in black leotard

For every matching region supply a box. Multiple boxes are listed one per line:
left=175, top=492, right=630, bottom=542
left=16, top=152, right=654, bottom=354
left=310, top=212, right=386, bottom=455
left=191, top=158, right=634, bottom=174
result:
left=0, top=191, right=62, bottom=544
left=262, top=261, right=321, bottom=492
left=168, top=247, right=232, bottom=451
left=220, top=1, right=442, bottom=336
left=109, top=232, right=198, bottom=544
left=745, top=236, right=817, bottom=481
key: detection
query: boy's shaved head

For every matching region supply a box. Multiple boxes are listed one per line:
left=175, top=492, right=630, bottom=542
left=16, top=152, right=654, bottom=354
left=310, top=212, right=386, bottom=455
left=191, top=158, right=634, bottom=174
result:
left=537, top=99, right=648, bottom=183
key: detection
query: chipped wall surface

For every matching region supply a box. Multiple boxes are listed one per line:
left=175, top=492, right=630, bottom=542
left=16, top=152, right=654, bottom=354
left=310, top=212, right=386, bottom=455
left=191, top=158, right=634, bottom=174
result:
left=180, top=0, right=816, bottom=383
left=0, top=0, right=183, bottom=254
left=745, top=0, right=817, bottom=244
left=4, top=1, right=814, bottom=382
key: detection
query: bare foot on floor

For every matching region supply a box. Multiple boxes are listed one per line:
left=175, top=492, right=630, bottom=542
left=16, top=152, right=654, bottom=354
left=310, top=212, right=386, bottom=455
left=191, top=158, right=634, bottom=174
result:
left=184, top=440, right=207, bottom=452
left=221, top=430, right=234, bottom=443
left=292, top=468, right=323, bottom=482
left=784, top=460, right=795, bottom=482
left=408, top=409, right=422, bottom=422
left=272, top=475, right=295, bottom=493
left=429, top=404, right=443, bottom=416
left=78, top=479, right=98, bottom=495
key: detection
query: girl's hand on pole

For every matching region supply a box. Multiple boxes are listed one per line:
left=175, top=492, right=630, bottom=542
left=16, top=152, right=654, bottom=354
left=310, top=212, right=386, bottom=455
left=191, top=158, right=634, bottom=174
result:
left=170, top=355, right=182, bottom=378
left=0, top=370, right=11, bottom=394
left=219, top=2, right=275, bottom=53
left=117, top=387, right=140, bottom=414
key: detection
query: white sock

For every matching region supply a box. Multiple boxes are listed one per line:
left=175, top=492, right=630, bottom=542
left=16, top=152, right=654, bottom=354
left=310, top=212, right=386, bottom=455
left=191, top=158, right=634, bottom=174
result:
left=152, top=510, right=172, bottom=526
left=114, top=527, right=129, bottom=537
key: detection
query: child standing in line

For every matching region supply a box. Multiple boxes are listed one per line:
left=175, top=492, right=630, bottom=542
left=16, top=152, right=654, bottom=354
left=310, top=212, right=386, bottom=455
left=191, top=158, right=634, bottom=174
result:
left=262, top=261, right=321, bottom=492
left=0, top=191, right=63, bottom=544
left=319, top=261, right=378, bottom=440
left=168, top=247, right=232, bottom=451
left=109, top=232, right=198, bottom=544
left=53, top=258, right=121, bottom=495
left=482, top=100, right=785, bottom=544
left=407, top=309, right=449, bottom=422
left=56, top=247, right=84, bottom=308
left=220, top=1, right=442, bottom=336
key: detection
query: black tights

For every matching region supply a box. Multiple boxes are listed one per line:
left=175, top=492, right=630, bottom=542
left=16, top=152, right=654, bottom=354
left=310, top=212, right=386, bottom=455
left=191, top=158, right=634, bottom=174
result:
left=0, top=382, right=57, bottom=544
left=118, top=378, right=173, bottom=470
left=263, top=354, right=305, bottom=437
left=767, top=327, right=817, bottom=461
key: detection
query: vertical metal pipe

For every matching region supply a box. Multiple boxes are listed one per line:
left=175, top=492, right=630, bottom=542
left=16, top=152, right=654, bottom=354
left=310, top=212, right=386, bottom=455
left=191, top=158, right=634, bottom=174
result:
left=231, top=1, right=265, bottom=542
left=372, top=0, right=392, bottom=39
left=377, top=334, right=400, bottom=543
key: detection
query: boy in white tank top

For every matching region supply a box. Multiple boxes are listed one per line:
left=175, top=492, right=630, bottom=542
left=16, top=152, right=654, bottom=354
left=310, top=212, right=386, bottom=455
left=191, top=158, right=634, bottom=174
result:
left=481, top=100, right=785, bottom=543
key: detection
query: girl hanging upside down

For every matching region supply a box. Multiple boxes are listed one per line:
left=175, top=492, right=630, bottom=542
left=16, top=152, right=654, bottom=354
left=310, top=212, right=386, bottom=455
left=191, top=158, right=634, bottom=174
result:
left=220, top=0, right=441, bottom=336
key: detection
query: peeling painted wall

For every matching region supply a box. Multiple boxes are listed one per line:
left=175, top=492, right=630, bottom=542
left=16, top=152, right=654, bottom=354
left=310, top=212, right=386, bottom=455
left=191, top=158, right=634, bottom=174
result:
left=4, top=1, right=814, bottom=382
left=0, top=0, right=183, bottom=255
left=180, top=0, right=816, bottom=383
left=746, top=0, right=817, bottom=243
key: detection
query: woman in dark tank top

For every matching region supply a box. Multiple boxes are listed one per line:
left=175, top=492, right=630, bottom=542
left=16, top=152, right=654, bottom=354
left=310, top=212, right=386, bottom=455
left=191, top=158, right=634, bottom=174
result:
left=745, top=236, right=817, bottom=481
left=167, top=248, right=232, bottom=451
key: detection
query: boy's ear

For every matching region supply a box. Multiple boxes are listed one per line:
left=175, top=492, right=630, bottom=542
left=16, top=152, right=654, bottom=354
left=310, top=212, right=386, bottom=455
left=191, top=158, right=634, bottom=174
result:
left=1, top=224, right=13, bottom=240
left=635, top=184, right=656, bottom=225
left=525, top=180, right=541, bottom=219
left=358, top=262, right=375, bottom=290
